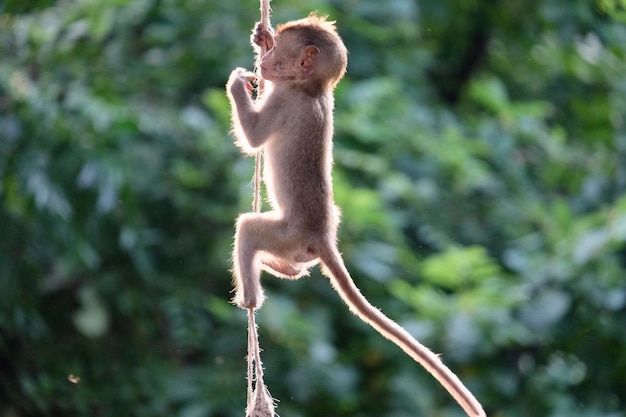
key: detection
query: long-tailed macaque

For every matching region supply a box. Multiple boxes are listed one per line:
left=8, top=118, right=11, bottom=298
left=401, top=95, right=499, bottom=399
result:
left=226, top=13, right=486, bottom=417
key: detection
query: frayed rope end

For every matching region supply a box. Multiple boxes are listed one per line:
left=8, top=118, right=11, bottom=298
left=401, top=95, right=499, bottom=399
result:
left=246, top=384, right=276, bottom=417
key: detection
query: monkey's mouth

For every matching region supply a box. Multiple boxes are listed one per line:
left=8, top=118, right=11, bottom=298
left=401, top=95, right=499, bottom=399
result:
left=259, top=66, right=276, bottom=79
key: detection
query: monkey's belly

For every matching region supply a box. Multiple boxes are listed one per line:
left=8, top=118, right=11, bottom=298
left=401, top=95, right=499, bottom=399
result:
left=261, top=250, right=318, bottom=280
left=262, top=259, right=302, bottom=277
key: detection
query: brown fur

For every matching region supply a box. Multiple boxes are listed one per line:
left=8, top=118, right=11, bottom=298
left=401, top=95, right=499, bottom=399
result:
left=226, top=13, right=486, bottom=417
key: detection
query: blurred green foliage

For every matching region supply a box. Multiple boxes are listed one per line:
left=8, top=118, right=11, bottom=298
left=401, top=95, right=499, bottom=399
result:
left=1, top=0, right=625, bottom=416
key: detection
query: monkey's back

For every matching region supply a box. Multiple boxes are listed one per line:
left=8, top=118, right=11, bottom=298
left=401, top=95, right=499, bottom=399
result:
left=263, top=88, right=338, bottom=233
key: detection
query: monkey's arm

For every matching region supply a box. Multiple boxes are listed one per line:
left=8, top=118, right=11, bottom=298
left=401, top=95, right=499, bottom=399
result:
left=226, top=68, right=274, bottom=153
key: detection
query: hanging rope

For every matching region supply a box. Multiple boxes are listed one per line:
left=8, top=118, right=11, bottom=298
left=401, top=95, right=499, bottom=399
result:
left=246, top=308, right=274, bottom=417
left=246, top=2, right=275, bottom=416
left=252, top=0, right=271, bottom=214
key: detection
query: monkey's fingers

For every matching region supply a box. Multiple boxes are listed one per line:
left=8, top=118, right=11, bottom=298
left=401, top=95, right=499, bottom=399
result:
left=235, top=69, right=256, bottom=80
left=246, top=81, right=255, bottom=94
left=252, top=23, right=275, bottom=50
left=236, top=71, right=257, bottom=90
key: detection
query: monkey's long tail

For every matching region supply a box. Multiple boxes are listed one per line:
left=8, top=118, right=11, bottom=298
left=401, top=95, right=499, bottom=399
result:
left=319, top=245, right=487, bottom=417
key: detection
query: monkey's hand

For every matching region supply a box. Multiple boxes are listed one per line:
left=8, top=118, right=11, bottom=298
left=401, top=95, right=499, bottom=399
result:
left=227, top=67, right=257, bottom=97
left=251, top=23, right=275, bottom=52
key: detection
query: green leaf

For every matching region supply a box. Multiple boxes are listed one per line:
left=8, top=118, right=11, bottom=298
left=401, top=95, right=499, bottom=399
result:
left=420, top=245, right=501, bottom=289
left=468, top=76, right=509, bottom=112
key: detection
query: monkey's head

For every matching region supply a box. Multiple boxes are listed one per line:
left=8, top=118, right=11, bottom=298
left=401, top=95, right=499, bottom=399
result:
left=260, top=13, right=348, bottom=90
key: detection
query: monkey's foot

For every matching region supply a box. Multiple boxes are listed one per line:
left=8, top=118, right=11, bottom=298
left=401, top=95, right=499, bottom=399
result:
left=232, top=287, right=265, bottom=310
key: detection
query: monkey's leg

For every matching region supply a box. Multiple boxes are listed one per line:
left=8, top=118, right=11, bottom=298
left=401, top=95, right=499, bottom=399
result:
left=232, top=213, right=263, bottom=309
left=233, top=212, right=305, bottom=308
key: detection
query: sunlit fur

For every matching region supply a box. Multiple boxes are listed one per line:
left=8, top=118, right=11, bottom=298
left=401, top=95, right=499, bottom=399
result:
left=226, top=13, right=485, bottom=417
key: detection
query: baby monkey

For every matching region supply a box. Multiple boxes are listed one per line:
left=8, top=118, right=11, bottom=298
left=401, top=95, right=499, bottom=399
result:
left=226, top=13, right=486, bottom=417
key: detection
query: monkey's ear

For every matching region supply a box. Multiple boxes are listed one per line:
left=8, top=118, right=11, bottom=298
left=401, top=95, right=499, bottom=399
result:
left=300, top=45, right=319, bottom=74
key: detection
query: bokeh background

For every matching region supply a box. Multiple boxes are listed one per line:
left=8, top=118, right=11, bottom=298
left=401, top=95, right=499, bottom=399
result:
left=1, top=0, right=625, bottom=416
